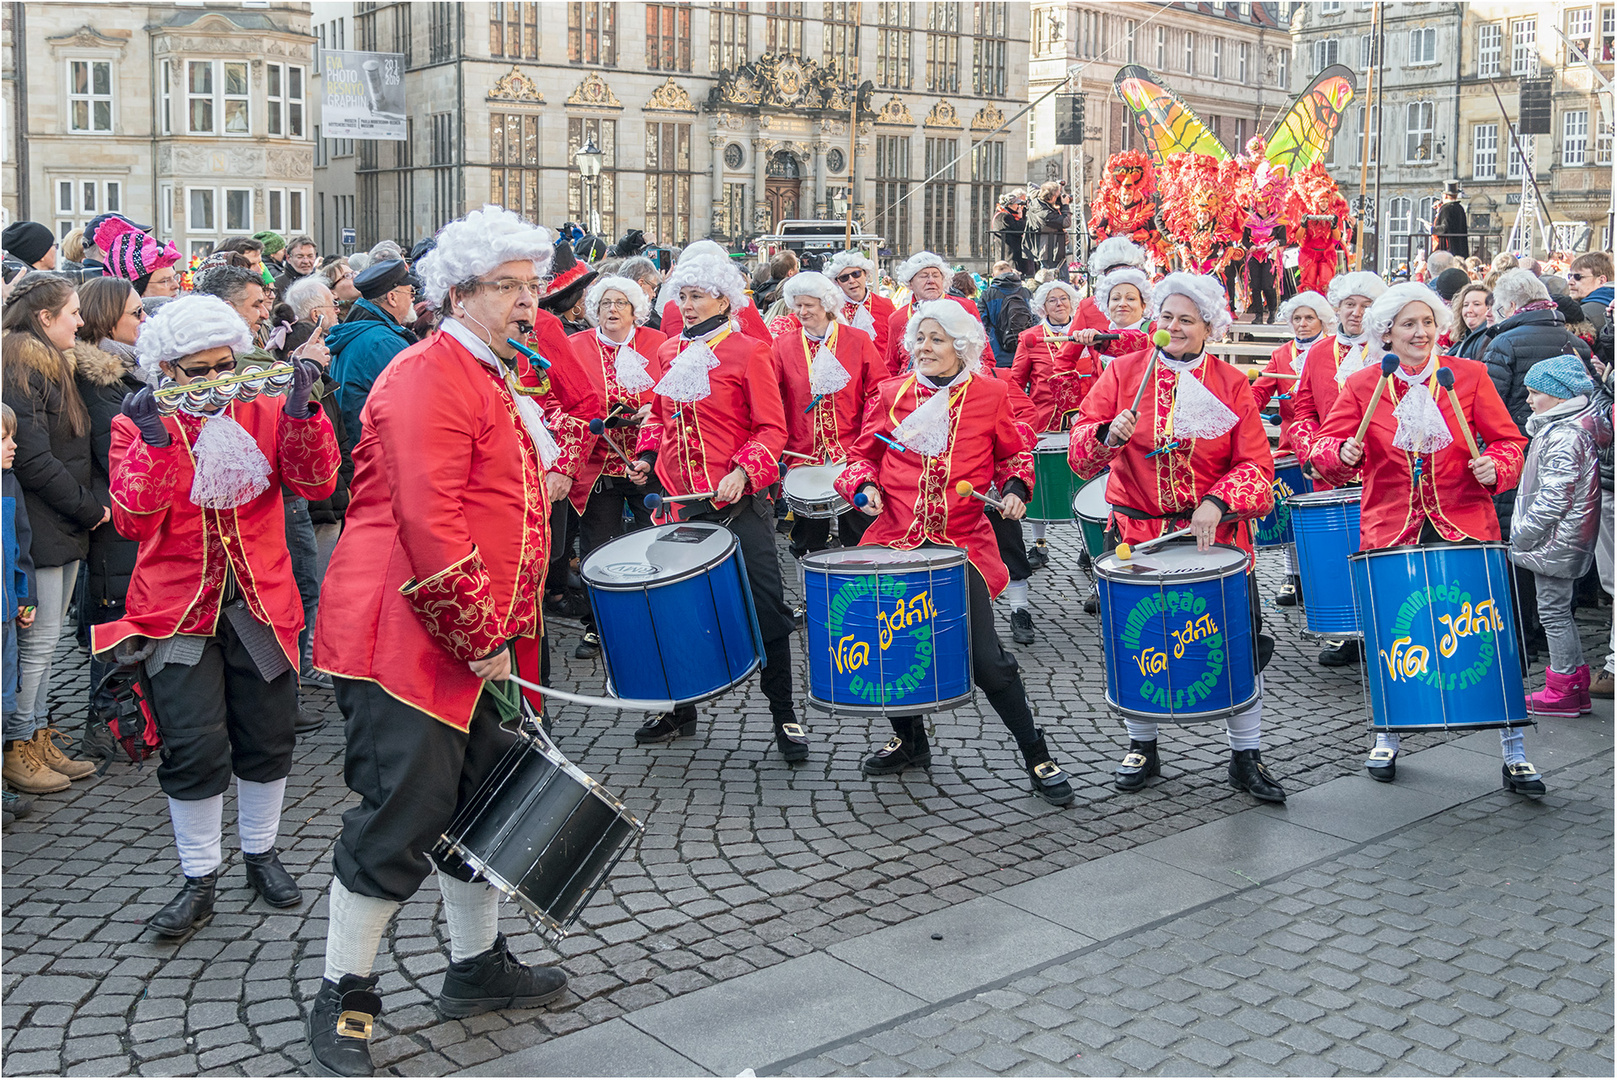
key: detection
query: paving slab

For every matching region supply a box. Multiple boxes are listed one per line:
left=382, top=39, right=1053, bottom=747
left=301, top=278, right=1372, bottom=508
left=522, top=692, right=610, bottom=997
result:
left=625, top=951, right=924, bottom=1076
left=1390, top=742, right=1527, bottom=802
left=993, top=850, right=1238, bottom=941
left=1133, top=810, right=1356, bottom=886
left=1250, top=771, right=1458, bottom=841
left=826, top=895, right=1092, bottom=1003
left=465, top=1018, right=708, bottom=1077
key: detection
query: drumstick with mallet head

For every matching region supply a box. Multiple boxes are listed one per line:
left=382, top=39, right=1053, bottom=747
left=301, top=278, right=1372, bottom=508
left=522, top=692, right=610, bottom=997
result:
left=1126, top=329, right=1176, bottom=416
left=1351, top=354, right=1404, bottom=445
left=955, top=481, right=1006, bottom=511
left=781, top=449, right=818, bottom=462
left=1434, top=367, right=1482, bottom=459
left=588, top=418, right=639, bottom=471
left=1113, top=527, right=1196, bottom=561
left=643, top=492, right=717, bottom=512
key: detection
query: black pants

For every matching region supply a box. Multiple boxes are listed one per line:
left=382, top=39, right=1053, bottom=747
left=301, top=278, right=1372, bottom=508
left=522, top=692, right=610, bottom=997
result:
left=145, top=615, right=298, bottom=801
left=332, top=677, right=518, bottom=901
left=547, top=500, right=581, bottom=598
left=578, top=475, right=656, bottom=630
left=672, top=494, right=797, bottom=723
left=890, top=561, right=1038, bottom=746
left=789, top=510, right=872, bottom=559
left=1246, top=257, right=1278, bottom=324
left=988, top=508, right=1031, bottom=582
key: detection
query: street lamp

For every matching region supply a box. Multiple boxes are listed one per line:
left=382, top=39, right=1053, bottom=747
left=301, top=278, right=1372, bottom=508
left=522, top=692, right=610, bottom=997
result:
left=830, top=190, right=849, bottom=220
left=574, top=135, right=604, bottom=235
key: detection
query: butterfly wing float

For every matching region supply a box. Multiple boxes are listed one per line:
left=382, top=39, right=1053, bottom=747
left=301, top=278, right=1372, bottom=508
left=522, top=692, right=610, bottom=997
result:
left=1263, top=64, right=1357, bottom=180
left=1113, top=64, right=1230, bottom=166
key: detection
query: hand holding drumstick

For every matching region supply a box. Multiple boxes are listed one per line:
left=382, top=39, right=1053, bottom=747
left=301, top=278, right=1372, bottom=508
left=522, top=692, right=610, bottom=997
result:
left=1435, top=367, right=1497, bottom=487
left=1337, top=355, right=1401, bottom=468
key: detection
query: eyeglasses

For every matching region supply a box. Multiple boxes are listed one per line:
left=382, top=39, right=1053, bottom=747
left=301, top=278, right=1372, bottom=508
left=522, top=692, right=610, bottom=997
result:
left=475, top=278, right=544, bottom=298
left=123, top=305, right=148, bottom=321
left=177, top=358, right=238, bottom=379
left=598, top=298, right=634, bottom=310
left=836, top=271, right=864, bottom=283
left=1568, top=272, right=1592, bottom=281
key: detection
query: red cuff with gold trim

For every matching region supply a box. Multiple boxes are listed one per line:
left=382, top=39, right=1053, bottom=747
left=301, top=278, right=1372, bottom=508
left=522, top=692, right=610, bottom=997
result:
left=400, top=547, right=504, bottom=662
left=731, top=439, right=779, bottom=495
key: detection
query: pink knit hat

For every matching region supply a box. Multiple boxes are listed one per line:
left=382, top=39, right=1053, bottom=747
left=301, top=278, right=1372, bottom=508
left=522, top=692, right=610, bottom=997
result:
left=94, top=215, right=182, bottom=282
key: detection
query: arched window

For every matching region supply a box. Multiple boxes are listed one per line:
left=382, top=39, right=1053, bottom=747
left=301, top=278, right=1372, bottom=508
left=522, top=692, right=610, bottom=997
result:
left=766, top=150, right=802, bottom=178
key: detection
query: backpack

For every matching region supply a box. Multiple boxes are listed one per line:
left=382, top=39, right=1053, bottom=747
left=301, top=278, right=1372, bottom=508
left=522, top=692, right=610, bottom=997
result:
left=985, top=285, right=1036, bottom=359
left=94, top=664, right=162, bottom=767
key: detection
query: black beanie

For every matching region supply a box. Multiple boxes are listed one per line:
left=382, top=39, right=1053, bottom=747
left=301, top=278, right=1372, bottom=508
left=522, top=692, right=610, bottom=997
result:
left=2, top=221, right=55, bottom=266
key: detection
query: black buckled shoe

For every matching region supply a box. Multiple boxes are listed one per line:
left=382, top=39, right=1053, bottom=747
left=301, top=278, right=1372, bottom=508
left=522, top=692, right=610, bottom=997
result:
left=1083, top=594, right=1100, bottom=614
left=438, top=933, right=568, bottom=1019
left=634, top=711, right=697, bottom=745
left=1026, top=542, right=1049, bottom=570
left=149, top=870, right=217, bottom=938
left=1275, top=575, right=1300, bottom=607
left=573, top=632, right=601, bottom=660
left=1365, top=746, right=1397, bottom=783
left=862, top=731, right=931, bottom=776
left=1317, top=639, right=1362, bottom=667
left=1010, top=608, right=1036, bottom=645
left=308, top=973, right=382, bottom=1077
left=1228, top=749, right=1286, bottom=803
left=244, top=848, right=303, bottom=908
left=1020, top=729, right=1074, bottom=806
left=1502, top=761, right=1546, bottom=796
left=1114, top=740, right=1159, bottom=792
left=774, top=719, right=810, bottom=763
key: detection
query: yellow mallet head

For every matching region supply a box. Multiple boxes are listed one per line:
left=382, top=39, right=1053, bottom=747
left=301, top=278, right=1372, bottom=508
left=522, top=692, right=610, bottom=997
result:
left=1152, top=329, right=1172, bottom=349
left=955, top=480, right=974, bottom=496
left=1115, top=542, right=1134, bottom=561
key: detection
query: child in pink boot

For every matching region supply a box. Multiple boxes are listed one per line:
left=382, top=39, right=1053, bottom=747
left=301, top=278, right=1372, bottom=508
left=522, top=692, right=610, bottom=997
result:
left=1511, top=354, right=1612, bottom=719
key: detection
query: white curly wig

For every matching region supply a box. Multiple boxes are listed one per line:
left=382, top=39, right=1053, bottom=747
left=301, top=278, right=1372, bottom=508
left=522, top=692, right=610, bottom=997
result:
left=1364, top=282, right=1453, bottom=345
left=825, top=250, right=877, bottom=285
left=782, top=271, right=844, bottom=316
left=663, top=251, right=749, bottom=315
left=894, top=251, right=951, bottom=287
left=904, top=299, right=987, bottom=373
left=1031, top=280, right=1082, bottom=325
left=1277, top=290, right=1338, bottom=337
left=1096, top=267, right=1153, bottom=314
left=1150, top=272, right=1233, bottom=341
left=416, top=205, right=554, bottom=309
left=1326, top=270, right=1388, bottom=309
left=1089, top=237, right=1149, bottom=276
left=657, top=239, right=737, bottom=311
left=135, top=294, right=255, bottom=382
left=584, top=275, right=651, bottom=327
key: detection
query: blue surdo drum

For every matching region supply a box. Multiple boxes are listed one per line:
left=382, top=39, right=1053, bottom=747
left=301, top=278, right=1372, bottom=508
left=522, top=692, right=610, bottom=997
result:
left=1094, top=542, right=1257, bottom=723
left=1348, top=543, right=1528, bottom=731
left=800, top=546, right=972, bottom=715
left=582, top=523, right=764, bottom=705
left=1253, top=454, right=1314, bottom=548
left=1289, top=488, right=1363, bottom=637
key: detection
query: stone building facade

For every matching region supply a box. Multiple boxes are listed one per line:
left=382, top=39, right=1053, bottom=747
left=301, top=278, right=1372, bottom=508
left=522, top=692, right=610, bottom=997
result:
left=1, top=2, right=316, bottom=257
left=310, top=2, right=1029, bottom=268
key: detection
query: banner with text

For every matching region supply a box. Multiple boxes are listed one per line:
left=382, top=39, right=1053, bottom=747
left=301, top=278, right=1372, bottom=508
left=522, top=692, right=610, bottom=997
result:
left=322, top=50, right=406, bottom=141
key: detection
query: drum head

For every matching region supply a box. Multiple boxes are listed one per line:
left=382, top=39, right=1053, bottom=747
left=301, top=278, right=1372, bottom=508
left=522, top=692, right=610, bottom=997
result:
left=1273, top=454, right=1300, bottom=470
left=802, top=545, right=967, bottom=574
left=1034, top=431, right=1069, bottom=453
left=1072, top=472, right=1111, bottom=522
left=1096, top=541, right=1248, bottom=584
left=1287, top=487, right=1362, bottom=510
left=582, top=522, right=737, bottom=588
left=784, top=462, right=845, bottom=493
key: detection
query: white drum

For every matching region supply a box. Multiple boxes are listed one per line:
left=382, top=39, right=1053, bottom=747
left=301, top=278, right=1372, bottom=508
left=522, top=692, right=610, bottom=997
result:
left=783, top=462, right=850, bottom=520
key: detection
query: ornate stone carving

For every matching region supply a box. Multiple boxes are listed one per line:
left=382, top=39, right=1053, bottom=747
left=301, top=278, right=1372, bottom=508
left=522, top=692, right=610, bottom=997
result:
left=488, top=66, right=544, bottom=103
left=267, top=148, right=313, bottom=179
left=646, top=77, right=696, bottom=113
left=707, top=53, right=870, bottom=117
left=971, top=103, right=1006, bottom=131
left=566, top=71, right=622, bottom=109
left=874, top=96, right=913, bottom=126
left=46, top=25, right=130, bottom=52
left=924, top=100, right=962, bottom=128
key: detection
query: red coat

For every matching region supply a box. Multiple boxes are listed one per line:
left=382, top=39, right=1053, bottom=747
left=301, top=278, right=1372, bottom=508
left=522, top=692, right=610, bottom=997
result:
left=1307, top=354, right=1527, bottom=550
left=1009, top=325, right=1149, bottom=432
left=1068, top=348, right=1275, bottom=561
left=1251, top=339, right=1306, bottom=453
left=92, top=400, right=340, bottom=670
left=565, top=325, right=667, bottom=512
left=313, top=329, right=554, bottom=730
left=881, top=295, right=993, bottom=377
left=660, top=298, right=773, bottom=347
left=1287, top=334, right=1368, bottom=483
left=840, top=292, right=896, bottom=360
left=1075, top=295, right=1111, bottom=333
left=834, top=373, right=1035, bottom=597
left=636, top=325, right=788, bottom=502
left=771, top=323, right=884, bottom=464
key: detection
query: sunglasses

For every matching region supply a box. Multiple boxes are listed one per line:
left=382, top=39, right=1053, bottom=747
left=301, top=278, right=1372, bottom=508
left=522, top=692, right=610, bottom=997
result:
left=177, top=358, right=238, bottom=378
left=1568, top=272, right=1593, bottom=281
left=123, top=305, right=148, bottom=321
left=836, top=272, right=864, bottom=283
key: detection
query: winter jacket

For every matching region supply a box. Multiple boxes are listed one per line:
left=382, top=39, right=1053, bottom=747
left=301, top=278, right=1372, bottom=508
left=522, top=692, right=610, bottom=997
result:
left=326, top=298, right=415, bottom=451
left=1579, top=284, right=1613, bottom=333
left=1453, top=321, right=1493, bottom=362
left=978, top=273, right=1036, bottom=367
left=1510, top=395, right=1611, bottom=578
left=70, top=339, right=145, bottom=616
left=1026, top=197, right=1072, bottom=267
left=2, top=471, right=35, bottom=614
left=1482, top=305, right=1593, bottom=433
left=0, top=334, right=102, bottom=567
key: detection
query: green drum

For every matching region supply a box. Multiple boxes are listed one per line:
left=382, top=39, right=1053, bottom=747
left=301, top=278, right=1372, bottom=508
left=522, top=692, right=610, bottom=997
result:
left=1072, top=471, right=1112, bottom=558
left=1028, top=431, right=1084, bottom=521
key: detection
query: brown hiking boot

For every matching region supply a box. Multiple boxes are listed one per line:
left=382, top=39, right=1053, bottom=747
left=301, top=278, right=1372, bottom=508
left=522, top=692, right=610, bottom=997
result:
left=32, top=729, right=96, bottom=779
left=2, top=740, right=71, bottom=794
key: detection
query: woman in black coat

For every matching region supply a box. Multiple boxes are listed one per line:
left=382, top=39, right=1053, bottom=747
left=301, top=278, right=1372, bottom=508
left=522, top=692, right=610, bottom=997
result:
left=1027, top=182, right=1073, bottom=272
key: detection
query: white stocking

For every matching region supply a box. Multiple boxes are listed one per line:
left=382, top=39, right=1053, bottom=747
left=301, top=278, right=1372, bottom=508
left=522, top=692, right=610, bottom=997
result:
left=234, top=776, right=286, bottom=855
left=324, top=878, right=400, bottom=982
left=168, top=794, right=224, bottom=877
left=437, top=871, right=501, bottom=962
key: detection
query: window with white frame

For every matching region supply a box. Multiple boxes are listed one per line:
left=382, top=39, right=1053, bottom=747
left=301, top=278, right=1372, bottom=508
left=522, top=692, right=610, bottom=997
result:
left=1473, top=123, right=1498, bottom=178
left=52, top=177, right=123, bottom=232
left=1598, top=116, right=1613, bottom=164
left=1126, top=20, right=1136, bottom=64
left=224, top=188, right=253, bottom=232
left=1212, top=37, right=1222, bottom=79
left=1508, top=140, right=1525, bottom=179
left=1603, top=6, right=1615, bottom=61
left=67, top=60, right=113, bottom=133
left=188, top=188, right=216, bottom=232
left=1184, top=30, right=1194, bottom=74
left=1511, top=17, right=1538, bottom=75
left=1359, top=33, right=1378, bottom=70
left=1239, top=42, right=1248, bottom=82
left=267, top=188, right=308, bottom=233
left=1155, top=26, right=1166, bottom=67
left=1569, top=7, right=1594, bottom=44
left=1357, top=104, right=1379, bottom=163
left=1478, top=23, right=1502, bottom=76
left=1277, top=47, right=1289, bottom=88
left=1408, top=27, right=1436, bottom=65
left=160, top=184, right=174, bottom=235
left=186, top=60, right=252, bottom=135
left=1405, top=101, right=1435, bottom=161
left=1388, top=196, right=1413, bottom=263
left=1321, top=0, right=1341, bottom=13
left=1563, top=109, right=1590, bottom=165
left=1314, top=38, right=1339, bottom=74
left=266, top=63, right=306, bottom=139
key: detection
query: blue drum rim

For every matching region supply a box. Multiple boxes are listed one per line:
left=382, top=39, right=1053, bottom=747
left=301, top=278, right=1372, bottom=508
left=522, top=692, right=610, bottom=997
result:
left=582, top=524, right=742, bottom=591
left=801, top=546, right=967, bottom=574
left=807, top=689, right=975, bottom=716
left=1345, top=540, right=1510, bottom=563
left=1286, top=486, right=1362, bottom=509
left=1094, top=541, right=1248, bottom=585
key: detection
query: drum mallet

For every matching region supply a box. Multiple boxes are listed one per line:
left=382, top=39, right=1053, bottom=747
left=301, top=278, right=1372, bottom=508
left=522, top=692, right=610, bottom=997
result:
left=503, top=673, right=677, bottom=714
left=505, top=338, right=552, bottom=370
left=1114, top=527, right=1194, bottom=561
left=588, top=418, right=639, bottom=471
left=643, top=492, right=716, bottom=511
left=781, top=450, right=818, bottom=461
left=1125, top=329, right=1175, bottom=417
left=954, top=481, right=1006, bottom=511
left=1434, top=367, right=1482, bottom=459
left=1351, top=354, right=1402, bottom=446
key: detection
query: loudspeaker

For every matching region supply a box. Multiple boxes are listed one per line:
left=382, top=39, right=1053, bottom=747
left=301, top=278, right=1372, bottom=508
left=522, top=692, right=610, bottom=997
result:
left=1056, top=94, right=1086, bottom=145
left=1518, top=77, right=1552, bottom=135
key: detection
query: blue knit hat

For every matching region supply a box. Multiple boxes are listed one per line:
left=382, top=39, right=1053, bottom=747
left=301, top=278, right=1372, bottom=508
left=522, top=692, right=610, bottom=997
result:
left=1524, top=354, right=1595, bottom=401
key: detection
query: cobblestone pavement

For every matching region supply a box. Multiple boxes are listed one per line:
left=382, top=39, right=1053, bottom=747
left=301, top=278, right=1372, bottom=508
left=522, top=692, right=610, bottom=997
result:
left=2, top=530, right=1610, bottom=1076
left=779, top=755, right=1615, bottom=1078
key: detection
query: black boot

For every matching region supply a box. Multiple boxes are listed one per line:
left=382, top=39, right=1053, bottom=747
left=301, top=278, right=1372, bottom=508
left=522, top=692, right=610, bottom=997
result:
left=1114, top=740, right=1159, bottom=792
left=1228, top=749, right=1286, bottom=803
left=1026, top=542, right=1049, bottom=570
left=1010, top=608, right=1036, bottom=645
left=774, top=717, right=810, bottom=763
left=307, top=973, right=382, bottom=1077
left=635, top=707, right=696, bottom=745
left=1275, top=574, right=1302, bottom=607
left=1020, top=729, right=1074, bottom=806
left=1317, top=638, right=1361, bottom=667
left=148, top=870, right=217, bottom=937
left=244, top=848, right=303, bottom=908
left=862, top=720, right=931, bottom=776
left=438, top=933, right=569, bottom=1019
